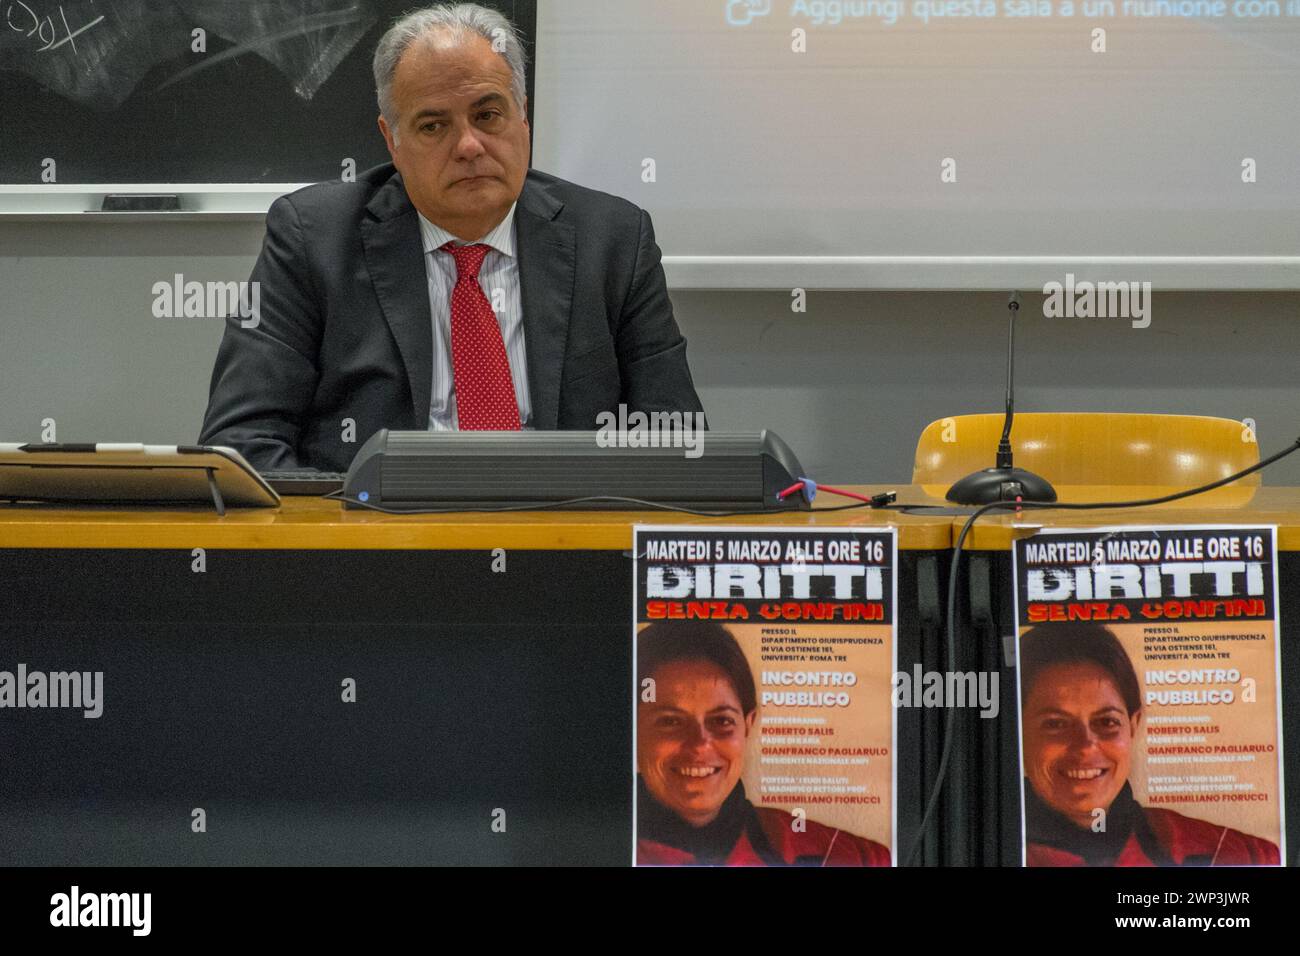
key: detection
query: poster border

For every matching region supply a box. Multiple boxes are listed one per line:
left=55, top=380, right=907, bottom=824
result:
left=631, top=523, right=900, bottom=867
left=1010, top=523, right=1286, bottom=867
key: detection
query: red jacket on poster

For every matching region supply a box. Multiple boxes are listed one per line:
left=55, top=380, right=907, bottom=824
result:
left=1025, top=782, right=1280, bottom=867
left=637, top=779, right=891, bottom=867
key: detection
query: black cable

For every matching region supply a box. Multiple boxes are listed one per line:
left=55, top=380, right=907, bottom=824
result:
left=904, top=503, right=985, bottom=868
left=321, top=490, right=879, bottom=517
left=905, top=436, right=1300, bottom=867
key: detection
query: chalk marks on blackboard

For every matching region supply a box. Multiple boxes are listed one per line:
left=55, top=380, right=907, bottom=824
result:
left=156, top=4, right=376, bottom=100
left=4, top=1, right=105, bottom=54
left=0, top=0, right=379, bottom=111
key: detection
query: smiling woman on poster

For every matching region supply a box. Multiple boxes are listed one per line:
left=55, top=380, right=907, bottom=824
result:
left=1019, top=622, right=1280, bottom=866
left=635, top=620, right=890, bottom=866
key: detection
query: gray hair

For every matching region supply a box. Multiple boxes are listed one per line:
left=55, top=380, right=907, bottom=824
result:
left=373, top=3, right=528, bottom=133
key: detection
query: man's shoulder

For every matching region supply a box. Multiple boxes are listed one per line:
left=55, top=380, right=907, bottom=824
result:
left=524, top=167, right=637, bottom=210
left=273, top=162, right=403, bottom=220
left=522, top=167, right=645, bottom=232
left=264, top=163, right=648, bottom=244
left=271, top=163, right=643, bottom=218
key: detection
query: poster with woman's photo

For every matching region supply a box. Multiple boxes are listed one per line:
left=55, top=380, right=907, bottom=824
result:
left=633, top=526, right=896, bottom=866
left=1012, top=525, right=1285, bottom=866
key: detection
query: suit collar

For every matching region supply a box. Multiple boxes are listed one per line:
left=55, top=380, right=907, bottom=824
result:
left=363, top=167, right=415, bottom=221
left=418, top=202, right=518, bottom=257
left=360, top=166, right=575, bottom=430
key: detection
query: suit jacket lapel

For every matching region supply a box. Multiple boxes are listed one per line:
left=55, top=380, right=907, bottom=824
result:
left=515, top=171, right=574, bottom=430
left=361, top=170, right=432, bottom=427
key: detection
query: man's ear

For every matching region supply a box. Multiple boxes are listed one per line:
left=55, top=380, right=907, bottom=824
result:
left=378, top=115, right=398, bottom=159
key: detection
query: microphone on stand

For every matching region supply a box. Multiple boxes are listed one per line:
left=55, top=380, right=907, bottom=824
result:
left=945, top=291, right=1058, bottom=505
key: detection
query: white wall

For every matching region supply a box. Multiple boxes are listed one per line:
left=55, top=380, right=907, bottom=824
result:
left=1, top=220, right=1297, bottom=486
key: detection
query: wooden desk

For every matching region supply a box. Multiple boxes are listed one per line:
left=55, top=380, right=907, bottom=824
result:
left=0, top=491, right=953, bottom=551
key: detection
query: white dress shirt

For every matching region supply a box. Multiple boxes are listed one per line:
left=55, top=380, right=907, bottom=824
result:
left=417, top=203, right=532, bottom=430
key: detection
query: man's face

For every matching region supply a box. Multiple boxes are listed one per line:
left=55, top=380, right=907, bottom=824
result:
left=378, top=29, right=530, bottom=239
left=1022, top=661, right=1140, bottom=829
left=638, top=659, right=755, bottom=828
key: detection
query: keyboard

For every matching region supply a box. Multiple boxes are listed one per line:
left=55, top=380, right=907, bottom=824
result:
left=258, top=471, right=347, bottom=496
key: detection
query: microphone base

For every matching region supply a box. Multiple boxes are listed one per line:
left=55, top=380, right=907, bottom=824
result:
left=945, top=467, right=1058, bottom=505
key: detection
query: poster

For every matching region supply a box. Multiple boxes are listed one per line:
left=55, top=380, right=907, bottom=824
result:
left=1012, top=525, right=1286, bottom=866
left=632, top=526, right=896, bottom=866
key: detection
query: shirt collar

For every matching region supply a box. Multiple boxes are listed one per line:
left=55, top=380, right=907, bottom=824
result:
left=418, top=201, right=517, bottom=258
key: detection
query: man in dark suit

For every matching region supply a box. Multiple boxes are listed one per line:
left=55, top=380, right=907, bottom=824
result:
left=199, top=3, right=704, bottom=472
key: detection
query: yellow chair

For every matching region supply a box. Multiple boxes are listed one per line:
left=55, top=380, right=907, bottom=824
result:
left=912, top=413, right=1261, bottom=504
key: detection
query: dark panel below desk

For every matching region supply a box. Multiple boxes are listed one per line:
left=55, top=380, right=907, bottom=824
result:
left=0, top=548, right=938, bottom=865
left=0, top=620, right=630, bottom=865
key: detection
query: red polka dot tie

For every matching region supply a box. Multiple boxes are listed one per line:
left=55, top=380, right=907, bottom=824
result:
left=440, top=241, right=521, bottom=430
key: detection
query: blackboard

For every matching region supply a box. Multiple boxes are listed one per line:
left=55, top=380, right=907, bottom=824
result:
left=1, top=0, right=537, bottom=184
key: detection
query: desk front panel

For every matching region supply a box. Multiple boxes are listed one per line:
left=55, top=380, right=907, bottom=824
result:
left=0, top=543, right=944, bottom=865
